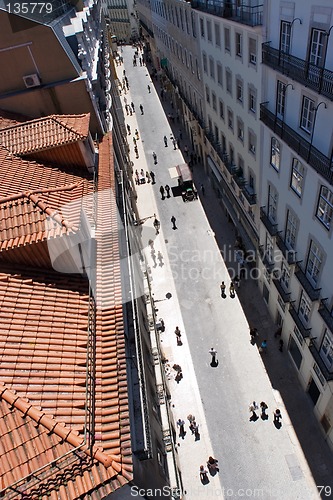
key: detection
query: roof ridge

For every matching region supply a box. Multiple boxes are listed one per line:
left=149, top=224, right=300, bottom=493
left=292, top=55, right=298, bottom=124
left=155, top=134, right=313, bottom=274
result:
left=0, top=181, right=84, bottom=205
left=50, top=113, right=90, bottom=139
left=0, top=382, right=118, bottom=469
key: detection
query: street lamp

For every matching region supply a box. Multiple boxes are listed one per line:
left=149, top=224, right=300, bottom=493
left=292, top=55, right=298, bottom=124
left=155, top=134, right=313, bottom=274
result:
left=319, top=25, right=333, bottom=94
left=281, top=83, right=294, bottom=133
left=308, top=101, right=327, bottom=162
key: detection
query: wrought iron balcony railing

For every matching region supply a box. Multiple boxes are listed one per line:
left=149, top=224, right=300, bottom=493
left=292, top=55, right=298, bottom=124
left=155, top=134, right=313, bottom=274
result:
left=262, top=43, right=333, bottom=101
left=260, top=104, right=333, bottom=186
left=289, top=302, right=312, bottom=338
left=191, top=1, right=263, bottom=27
left=275, top=232, right=297, bottom=264
left=308, top=342, right=333, bottom=381
left=272, top=271, right=291, bottom=303
left=259, top=245, right=275, bottom=272
left=260, top=207, right=278, bottom=236
left=294, top=262, right=321, bottom=301
left=242, top=185, right=257, bottom=205
left=318, top=298, right=333, bottom=333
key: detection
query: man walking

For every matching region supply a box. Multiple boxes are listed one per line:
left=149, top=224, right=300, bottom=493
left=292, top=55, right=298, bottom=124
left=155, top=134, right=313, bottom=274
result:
left=209, top=347, right=217, bottom=365
left=164, top=135, right=168, bottom=147
left=147, top=84, right=151, bottom=93
left=160, top=185, right=165, bottom=200
left=140, top=104, right=144, bottom=115
left=171, top=215, right=177, bottom=230
left=150, top=171, right=156, bottom=184
left=153, top=152, right=157, bottom=164
left=220, top=281, right=226, bottom=297
left=165, top=185, right=171, bottom=198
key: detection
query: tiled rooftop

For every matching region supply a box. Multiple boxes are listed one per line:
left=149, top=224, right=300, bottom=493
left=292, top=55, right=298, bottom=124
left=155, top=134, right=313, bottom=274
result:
left=0, top=145, right=93, bottom=258
left=0, top=114, right=90, bottom=155
left=0, top=109, right=31, bottom=130
left=0, top=130, right=133, bottom=499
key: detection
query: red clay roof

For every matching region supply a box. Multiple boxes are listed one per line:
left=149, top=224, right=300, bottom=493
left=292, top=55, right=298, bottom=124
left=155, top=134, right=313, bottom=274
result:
left=0, top=132, right=133, bottom=499
left=0, top=145, right=93, bottom=254
left=0, top=109, right=31, bottom=130
left=0, top=113, right=90, bottom=155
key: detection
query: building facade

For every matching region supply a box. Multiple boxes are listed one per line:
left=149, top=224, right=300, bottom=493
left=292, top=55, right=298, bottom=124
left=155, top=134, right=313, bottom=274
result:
left=103, top=0, right=140, bottom=43
left=259, top=0, right=333, bottom=448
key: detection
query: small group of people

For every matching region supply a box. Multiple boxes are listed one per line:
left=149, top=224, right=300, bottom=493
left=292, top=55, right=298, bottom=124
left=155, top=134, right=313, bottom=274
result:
left=160, top=184, right=171, bottom=199
left=199, top=456, right=219, bottom=483
left=135, top=169, right=150, bottom=185
left=249, top=401, right=282, bottom=426
left=220, top=278, right=240, bottom=298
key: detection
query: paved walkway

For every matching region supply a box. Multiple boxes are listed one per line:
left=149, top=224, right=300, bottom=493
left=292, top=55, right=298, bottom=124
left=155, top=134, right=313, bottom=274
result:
left=116, top=45, right=333, bottom=499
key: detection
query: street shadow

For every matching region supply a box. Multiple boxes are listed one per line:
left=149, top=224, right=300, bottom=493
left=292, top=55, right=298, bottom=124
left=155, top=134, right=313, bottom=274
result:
left=210, top=359, right=219, bottom=368
left=274, top=421, right=282, bottom=430
left=200, top=474, right=210, bottom=485
left=249, top=413, right=259, bottom=422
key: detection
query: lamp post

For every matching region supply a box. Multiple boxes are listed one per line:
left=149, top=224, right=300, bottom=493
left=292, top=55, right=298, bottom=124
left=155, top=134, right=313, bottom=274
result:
left=281, top=83, right=294, bottom=134
left=308, top=101, right=327, bottom=162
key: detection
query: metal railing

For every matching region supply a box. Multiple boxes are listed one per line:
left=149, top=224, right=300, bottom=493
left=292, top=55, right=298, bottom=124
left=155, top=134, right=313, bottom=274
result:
left=289, top=302, right=312, bottom=339
left=262, top=43, right=333, bottom=101
left=308, top=343, right=333, bottom=381
left=260, top=207, right=278, bottom=236
left=318, top=298, right=333, bottom=333
left=260, top=104, right=333, bottom=186
left=272, top=271, right=291, bottom=303
left=294, top=262, right=321, bottom=301
left=275, top=232, right=297, bottom=264
left=191, top=1, right=263, bottom=26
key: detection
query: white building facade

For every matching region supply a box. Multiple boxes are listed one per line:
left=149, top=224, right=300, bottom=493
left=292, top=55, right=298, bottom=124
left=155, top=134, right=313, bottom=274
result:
left=259, top=0, right=333, bottom=448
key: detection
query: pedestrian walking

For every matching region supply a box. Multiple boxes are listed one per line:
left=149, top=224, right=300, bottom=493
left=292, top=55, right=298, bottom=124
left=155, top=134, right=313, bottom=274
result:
left=160, top=185, right=165, bottom=199
left=279, top=339, right=284, bottom=352
left=184, top=145, right=189, bottom=156
left=200, top=184, right=205, bottom=196
left=165, top=184, right=170, bottom=198
left=260, top=401, right=268, bottom=419
left=150, top=171, right=156, bottom=184
left=229, top=281, right=235, bottom=297
left=176, top=418, right=186, bottom=438
left=133, top=137, right=137, bottom=146
left=153, top=216, right=160, bottom=235
left=207, top=456, right=219, bottom=473
left=134, top=145, right=139, bottom=159
left=146, top=171, right=151, bottom=183
left=135, top=129, right=139, bottom=140
left=125, top=105, right=129, bottom=115
left=209, top=347, right=217, bottom=365
left=199, top=465, right=209, bottom=483
left=220, top=281, right=226, bottom=297
left=135, top=170, right=139, bottom=185
left=273, top=409, right=282, bottom=427
left=153, top=152, right=157, bottom=164
left=175, top=326, right=182, bottom=345
left=140, top=104, right=144, bottom=115
left=259, top=339, right=267, bottom=353
left=249, top=401, right=259, bottom=421
left=250, top=327, right=258, bottom=344
left=147, top=84, right=151, bottom=93
left=193, top=422, right=200, bottom=440
left=164, top=135, right=168, bottom=147
left=127, top=124, right=131, bottom=135
left=157, top=251, right=163, bottom=266
left=131, top=102, right=135, bottom=112
left=171, top=215, right=177, bottom=230
left=172, top=137, right=177, bottom=149
left=187, top=414, right=196, bottom=424
left=129, top=107, right=132, bottom=115
left=234, top=275, right=240, bottom=288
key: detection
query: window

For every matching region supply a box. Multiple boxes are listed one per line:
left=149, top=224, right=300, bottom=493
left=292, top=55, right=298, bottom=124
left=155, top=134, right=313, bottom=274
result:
left=228, top=109, right=233, bottom=130
left=209, top=57, right=215, bottom=80
left=219, top=99, right=224, bottom=120
left=285, top=210, right=297, bottom=249
left=236, top=78, right=243, bottom=102
left=280, top=21, right=291, bottom=54
left=309, top=29, right=325, bottom=67
left=249, top=38, right=257, bottom=65
left=248, top=130, right=256, bottom=155
left=207, top=20, right=212, bottom=42
left=185, top=10, right=189, bottom=34
left=299, top=291, right=311, bottom=325
left=320, top=329, right=333, bottom=371
left=249, top=87, right=256, bottom=113
left=280, top=261, right=290, bottom=290
left=306, top=240, right=323, bottom=286
left=224, top=27, right=230, bottom=51
left=208, top=116, right=212, bottom=134
left=276, top=81, right=286, bottom=119
left=290, top=158, right=305, bottom=196
left=235, top=33, right=242, bottom=56
left=270, top=138, right=280, bottom=170
left=237, top=118, right=244, bottom=141
left=212, top=92, right=217, bottom=111
left=214, top=124, right=219, bottom=143
left=265, top=233, right=274, bottom=263
left=205, top=85, right=210, bottom=104
left=268, top=185, right=277, bottom=222
left=215, top=23, right=221, bottom=47
left=317, top=186, right=333, bottom=229
left=226, top=70, right=232, bottom=94
left=200, top=18, right=205, bottom=37
left=217, top=62, right=223, bottom=86
left=300, top=96, right=314, bottom=133
left=191, top=11, right=197, bottom=37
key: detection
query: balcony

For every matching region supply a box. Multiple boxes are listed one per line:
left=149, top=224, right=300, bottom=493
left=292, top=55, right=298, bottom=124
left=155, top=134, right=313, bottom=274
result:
left=289, top=302, right=311, bottom=339
left=259, top=245, right=274, bottom=273
left=233, top=171, right=247, bottom=189
left=308, top=343, right=333, bottom=381
left=272, top=271, right=291, bottom=303
left=260, top=104, right=333, bottom=186
left=191, top=1, right=263, bottom=27
left=294, top=262, right=321, bottom=301
left=242, top=185, right=257, bottom=205
left=260, top=207, right=278, bottom=236
left=262, top=43, right=333, bottom=101
left=318, top=299, right=333, bottom=332
left=275, top=232, right=297, bottom=264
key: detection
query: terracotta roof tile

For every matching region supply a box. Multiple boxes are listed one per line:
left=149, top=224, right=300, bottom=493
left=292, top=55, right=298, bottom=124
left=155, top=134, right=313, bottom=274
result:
left=0, top=132, right=134, bottom=499
left=0, top=114, right=90, bottom=155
